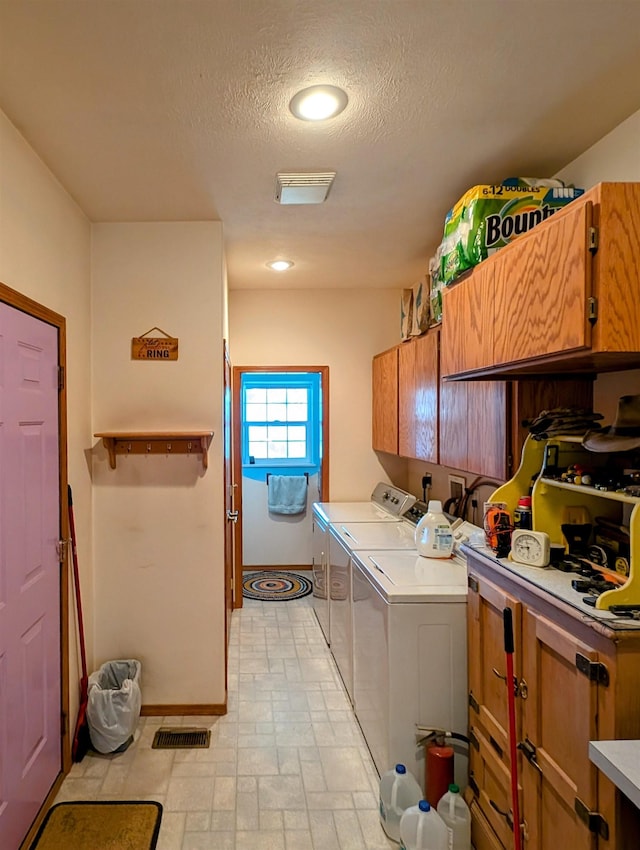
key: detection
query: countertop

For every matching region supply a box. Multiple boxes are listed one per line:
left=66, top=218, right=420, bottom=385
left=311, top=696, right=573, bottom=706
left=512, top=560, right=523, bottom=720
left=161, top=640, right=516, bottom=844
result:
left=589, top=740, right=640, bottom=809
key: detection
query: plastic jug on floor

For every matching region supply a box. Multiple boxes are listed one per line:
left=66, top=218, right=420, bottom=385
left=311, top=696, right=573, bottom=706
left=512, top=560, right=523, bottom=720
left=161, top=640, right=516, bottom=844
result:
left=436, top=784, right=471, bottom=849
left=379, top=763, right=422, bottom=842
left=399, top=800, right=449, bottom=850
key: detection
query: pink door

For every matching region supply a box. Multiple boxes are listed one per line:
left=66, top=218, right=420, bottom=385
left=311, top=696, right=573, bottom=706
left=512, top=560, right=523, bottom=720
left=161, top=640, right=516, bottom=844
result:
left=0, top=302, right=61, bottom=850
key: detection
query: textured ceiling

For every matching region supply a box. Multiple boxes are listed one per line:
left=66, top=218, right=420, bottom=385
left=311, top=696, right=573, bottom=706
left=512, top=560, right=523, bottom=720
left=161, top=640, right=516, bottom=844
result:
left=2, top=1, right=640, bottom=291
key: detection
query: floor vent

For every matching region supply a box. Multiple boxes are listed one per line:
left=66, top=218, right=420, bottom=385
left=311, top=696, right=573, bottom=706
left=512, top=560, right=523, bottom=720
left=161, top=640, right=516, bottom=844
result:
left=151, top=727, right=211, bottom=749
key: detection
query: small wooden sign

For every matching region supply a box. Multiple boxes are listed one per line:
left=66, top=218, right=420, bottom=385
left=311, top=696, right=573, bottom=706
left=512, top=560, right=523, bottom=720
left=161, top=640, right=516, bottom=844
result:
left=132, top=327, right=179, bottom=361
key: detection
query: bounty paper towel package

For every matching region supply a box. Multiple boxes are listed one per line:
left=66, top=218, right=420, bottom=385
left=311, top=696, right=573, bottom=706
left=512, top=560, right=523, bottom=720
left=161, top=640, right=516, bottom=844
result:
left=440, top=178, right=584, bottom=285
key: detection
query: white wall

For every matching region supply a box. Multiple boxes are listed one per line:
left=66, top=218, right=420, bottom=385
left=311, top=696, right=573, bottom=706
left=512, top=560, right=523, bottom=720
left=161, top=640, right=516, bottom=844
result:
left=229, top=288, right=408, bottom=503
left=0, top=108, right=92, bottom=723
left=91, top=222, right=227, bottom=706
left=556, top=107, right=640, bottom=420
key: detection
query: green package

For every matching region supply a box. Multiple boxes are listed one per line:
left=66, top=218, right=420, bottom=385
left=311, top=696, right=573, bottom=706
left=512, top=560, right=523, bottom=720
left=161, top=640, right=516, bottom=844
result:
left=440, top=179, right=584, bottom=285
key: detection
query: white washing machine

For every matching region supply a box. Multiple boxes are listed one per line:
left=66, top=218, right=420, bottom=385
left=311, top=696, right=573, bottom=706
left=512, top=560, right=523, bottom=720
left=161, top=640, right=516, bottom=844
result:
left=328, top=517, right=419, bottom=703
left=311, top=483, right=415, bottom=644
left=351, top=520, right=482, bottom=792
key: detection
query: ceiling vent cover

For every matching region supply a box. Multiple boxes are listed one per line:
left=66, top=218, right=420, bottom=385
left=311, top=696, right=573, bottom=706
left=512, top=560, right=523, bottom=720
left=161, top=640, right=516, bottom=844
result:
left=275, top=172, right=336, bottom=205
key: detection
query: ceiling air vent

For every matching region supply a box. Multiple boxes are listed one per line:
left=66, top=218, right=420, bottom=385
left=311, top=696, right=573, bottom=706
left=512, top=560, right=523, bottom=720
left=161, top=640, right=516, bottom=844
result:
left=275, top=172, right=336, bottom=205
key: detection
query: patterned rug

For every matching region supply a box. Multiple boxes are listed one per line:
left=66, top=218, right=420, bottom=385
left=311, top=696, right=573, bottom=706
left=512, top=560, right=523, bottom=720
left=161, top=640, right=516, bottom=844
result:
left=30, top=801, right=162, bottom=849
left=242, top=571, right=312, bottom=601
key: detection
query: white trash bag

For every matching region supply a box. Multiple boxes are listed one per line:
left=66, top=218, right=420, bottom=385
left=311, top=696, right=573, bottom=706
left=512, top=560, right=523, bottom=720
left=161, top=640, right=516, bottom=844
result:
left=86, top=659, right=142, bottom=754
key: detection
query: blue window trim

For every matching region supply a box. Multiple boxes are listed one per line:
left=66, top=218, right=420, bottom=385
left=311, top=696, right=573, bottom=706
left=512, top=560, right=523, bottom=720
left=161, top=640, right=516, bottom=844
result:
left=241, top=372, right=321, bottom=471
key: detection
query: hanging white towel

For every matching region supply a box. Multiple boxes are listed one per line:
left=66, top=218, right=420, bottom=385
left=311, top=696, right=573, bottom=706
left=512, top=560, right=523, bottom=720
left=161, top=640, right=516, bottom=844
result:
left=268, top=475, right=308, bottom=515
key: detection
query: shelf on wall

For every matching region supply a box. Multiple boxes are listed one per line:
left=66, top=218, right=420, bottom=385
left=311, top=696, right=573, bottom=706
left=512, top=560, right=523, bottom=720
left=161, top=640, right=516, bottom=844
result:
left=94, top=431, right=214, bottom=470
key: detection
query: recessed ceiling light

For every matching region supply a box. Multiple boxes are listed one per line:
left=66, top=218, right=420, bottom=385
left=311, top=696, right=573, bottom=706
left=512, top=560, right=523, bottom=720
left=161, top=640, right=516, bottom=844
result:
left=289, top=85, right=348, bottom=121
left=267, top=260, right=294, bottom=272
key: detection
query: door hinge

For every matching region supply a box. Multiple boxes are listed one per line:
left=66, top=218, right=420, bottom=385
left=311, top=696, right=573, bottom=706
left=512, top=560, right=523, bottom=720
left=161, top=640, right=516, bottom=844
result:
left=575, top=796, right=609, bottom=839
left=61, top=711, right=67, bottom=736
left=518, top=738, right=543, bottom=775
left=468, top=575, right=479, bottom=593
left=57, top=539, right=69, bottom=563
left=587, top=296, right=598, bottom=325
left=58, top=365, right=65, bottom=390
left=588, top=226, right=599, bottom=253
left=576, top=653, right=609, bottom=686
left=468, top=691, right=480, bottom=714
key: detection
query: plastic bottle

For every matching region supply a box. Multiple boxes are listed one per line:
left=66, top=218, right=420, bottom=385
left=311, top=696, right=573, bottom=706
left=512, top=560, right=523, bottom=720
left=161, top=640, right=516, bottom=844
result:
left=437, top=784, right=471, bottom=850
left=415, top=500, right=453, bottom=558
left=399, top=800, right=449, bottom=850
left=379, top=763, right=423, bottom=842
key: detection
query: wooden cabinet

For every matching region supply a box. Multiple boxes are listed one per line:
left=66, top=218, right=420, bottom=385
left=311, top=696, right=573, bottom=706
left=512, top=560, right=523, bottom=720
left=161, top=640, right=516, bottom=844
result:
left=466, top=551, right=640, bottom=849
left=442, top=182, right=640, bottom=379
left=372, top=347, right=398, bottom=453
left=440, top=378, right=593, bottom=480
left=398, top=329, right=439, bottom=462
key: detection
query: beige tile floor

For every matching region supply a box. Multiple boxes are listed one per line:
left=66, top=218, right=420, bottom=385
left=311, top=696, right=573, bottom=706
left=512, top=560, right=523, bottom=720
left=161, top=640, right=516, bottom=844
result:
left=56, top=595, right=395, bottom=850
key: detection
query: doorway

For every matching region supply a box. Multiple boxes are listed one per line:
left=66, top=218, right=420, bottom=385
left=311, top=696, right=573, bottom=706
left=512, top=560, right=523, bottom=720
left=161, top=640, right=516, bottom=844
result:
left=232, top=366, right=329, bottom=607
left=0, top=282, right=68, bottom=850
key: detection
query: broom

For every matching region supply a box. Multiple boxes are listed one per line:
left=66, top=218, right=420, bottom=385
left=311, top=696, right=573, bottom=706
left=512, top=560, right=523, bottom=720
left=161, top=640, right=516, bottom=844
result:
left=69, top=485, right=91, bottom=761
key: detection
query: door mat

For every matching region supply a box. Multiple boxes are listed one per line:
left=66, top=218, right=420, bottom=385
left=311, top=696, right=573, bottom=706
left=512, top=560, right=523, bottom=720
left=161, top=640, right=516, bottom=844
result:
left=30, top=801, right=163, bottom=850
left=242, top=571, right=312, bottom=601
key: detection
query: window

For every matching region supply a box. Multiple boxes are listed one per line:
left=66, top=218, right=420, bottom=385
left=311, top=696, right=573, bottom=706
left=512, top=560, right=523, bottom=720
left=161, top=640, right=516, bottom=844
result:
left=241, top=372, right=321, bottom=468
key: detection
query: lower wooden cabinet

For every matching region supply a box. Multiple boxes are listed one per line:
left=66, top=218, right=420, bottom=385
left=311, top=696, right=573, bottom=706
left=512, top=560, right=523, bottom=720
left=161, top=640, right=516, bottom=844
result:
left=466, top=552, right=640, bottom=849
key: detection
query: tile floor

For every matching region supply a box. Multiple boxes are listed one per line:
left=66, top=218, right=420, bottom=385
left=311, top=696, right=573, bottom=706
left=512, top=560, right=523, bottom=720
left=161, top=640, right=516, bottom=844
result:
left=56, top=595, right=395, bottom=850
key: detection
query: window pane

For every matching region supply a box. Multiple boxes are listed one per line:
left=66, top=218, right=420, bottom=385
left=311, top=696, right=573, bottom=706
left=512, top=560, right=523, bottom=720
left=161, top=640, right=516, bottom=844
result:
left=248, top=425, right=268, bottom=441
left=267, top=426, right=287, bottom=441
left=288, top=442, right=306, bottom=458
left=246, top=388, right=266, bottom=404
left=287, top=403, right=307, bottom=422
left=288, top=426, right=306, bottom=442
left=268, top=441, right=287, bottom=458
left=287, top=388, right=307, bottom=404
left=267, top=403, right=287, bottom=422
left=249, top=442, right=268, bottom=458
left=246, top=403, right=266, bottom=422
left=267, top=388, right=286, bottom=403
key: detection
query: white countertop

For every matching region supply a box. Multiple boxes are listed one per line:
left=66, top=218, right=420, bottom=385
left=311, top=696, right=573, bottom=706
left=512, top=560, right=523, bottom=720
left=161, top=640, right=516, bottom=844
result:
left=589, top=740, right=640, bottom=809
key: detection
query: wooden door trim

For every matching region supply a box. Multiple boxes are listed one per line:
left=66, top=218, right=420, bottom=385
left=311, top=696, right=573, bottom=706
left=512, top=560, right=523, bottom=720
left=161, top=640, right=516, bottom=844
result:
left=232, top=365, right=329, bottom=608
left=0, top=280, right=69, bottom=843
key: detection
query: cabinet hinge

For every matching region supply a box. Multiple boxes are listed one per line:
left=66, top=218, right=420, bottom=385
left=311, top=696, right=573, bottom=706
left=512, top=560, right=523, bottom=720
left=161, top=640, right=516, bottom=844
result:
left=575, top=653, right=609, bottom=686
left=574, top=797, right=609, bottom=839
left=57, top=539, right=69, bottom=563
left=517, top=738, right=543, bottom=775
left=469, top=728, right=480, bottom=751
left=588, top=226, right=599, bottom=253
left=468, top=691, right=480, bottom=714
left=587, top=296, right=598, bottom=325
left=468, top=575, right=479, bottom=593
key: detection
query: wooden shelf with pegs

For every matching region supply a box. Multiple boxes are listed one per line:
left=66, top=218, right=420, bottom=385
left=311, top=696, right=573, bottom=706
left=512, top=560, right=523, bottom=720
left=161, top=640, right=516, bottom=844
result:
left=95, top=431, right=214, bottom=470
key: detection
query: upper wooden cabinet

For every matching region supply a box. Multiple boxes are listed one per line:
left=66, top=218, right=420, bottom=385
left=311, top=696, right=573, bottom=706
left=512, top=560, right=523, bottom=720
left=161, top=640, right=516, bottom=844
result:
left=398, top=330, right=439, bottom=462
left=372, top=346, right=398, bottom=453
left=441, top=182, right=640, bottom=379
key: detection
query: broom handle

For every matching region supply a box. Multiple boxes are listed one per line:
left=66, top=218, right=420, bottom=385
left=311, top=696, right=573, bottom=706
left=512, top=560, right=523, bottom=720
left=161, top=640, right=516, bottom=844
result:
left=504, top=607, right=522, bottom=850
left=68, top=486, right=88, bottom=693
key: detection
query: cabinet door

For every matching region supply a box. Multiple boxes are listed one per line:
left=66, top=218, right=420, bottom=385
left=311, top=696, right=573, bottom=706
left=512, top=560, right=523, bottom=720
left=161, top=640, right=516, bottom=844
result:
left=398, top=331, right=439, bottom=462
left=466, top=381, right=508, bottom=479
left=441, top=261, right=495, bottom=376
left=372, top=347, right=398, bottom=453
left=440, top=380, right=508, bottom=478
left=520, top=609, right=601, bottom=849
left=492, top=200, right=593, bottom=367
left=470, top=723, right=519, bottom=849
left=468, top=572, right=522, bottom=759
